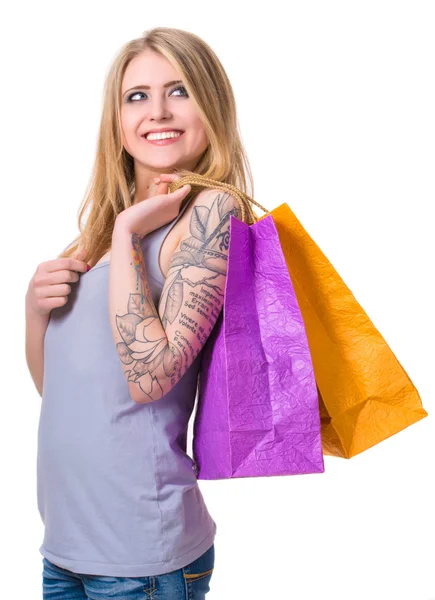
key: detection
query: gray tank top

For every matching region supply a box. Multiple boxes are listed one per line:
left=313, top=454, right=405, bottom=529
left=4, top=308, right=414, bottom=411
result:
left=37, top=195, right=217, bottom=577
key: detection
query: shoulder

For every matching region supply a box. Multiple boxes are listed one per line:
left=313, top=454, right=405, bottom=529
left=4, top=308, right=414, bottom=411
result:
left=178, top=187, right=241, bottom=241
left=191, top=187, right=240, bottom=212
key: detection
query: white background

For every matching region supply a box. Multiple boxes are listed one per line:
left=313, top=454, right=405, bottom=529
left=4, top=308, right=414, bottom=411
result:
left=1, top=1, right=434, bottom=598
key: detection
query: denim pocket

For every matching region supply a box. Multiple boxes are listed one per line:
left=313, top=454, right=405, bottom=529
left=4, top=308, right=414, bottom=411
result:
left=183, top=567, right=214, bottom=583
left=182, top=543, right=215, bottom=583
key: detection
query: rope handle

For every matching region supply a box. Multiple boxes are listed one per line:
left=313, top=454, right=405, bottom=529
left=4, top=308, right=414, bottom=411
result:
left=168, top=174, right=269, bottom=224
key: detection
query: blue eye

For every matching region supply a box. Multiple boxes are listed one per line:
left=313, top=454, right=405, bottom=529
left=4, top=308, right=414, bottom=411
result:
left=126, top=92, right=145, bottom=102
left=171, top=85, right=188, bottom=97
left=126, top=85, right=188, bottom=102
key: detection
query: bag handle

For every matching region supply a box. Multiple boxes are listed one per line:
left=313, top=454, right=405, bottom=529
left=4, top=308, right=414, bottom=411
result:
left=168, top=173, right=269, bottom=224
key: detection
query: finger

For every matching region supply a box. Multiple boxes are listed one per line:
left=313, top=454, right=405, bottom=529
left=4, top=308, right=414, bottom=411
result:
left=73, top=248, right=91, bottom=271
left=157, top=180, right=170, bottom=194
left=158, top=174, right=185, bottom=195
left=158, top=173, right=181, bottom=182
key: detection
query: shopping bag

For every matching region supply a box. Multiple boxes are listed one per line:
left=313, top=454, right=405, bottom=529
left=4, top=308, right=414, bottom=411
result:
left=193, top=214, right=325, bottom=479
left=168, top=175, right=427, bottom=462
left=262, top=203, right=428, bottom=458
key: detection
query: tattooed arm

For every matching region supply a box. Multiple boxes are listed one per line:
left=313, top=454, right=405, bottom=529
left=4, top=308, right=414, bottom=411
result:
left=108, top=189, right=241, bottom=404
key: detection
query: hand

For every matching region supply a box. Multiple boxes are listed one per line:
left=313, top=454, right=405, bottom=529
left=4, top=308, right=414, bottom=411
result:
left=144, top=172, right=182, bottom=200
left=26, top=247, right=89, bottom=317
left=114, top=172, right=191, bottom=238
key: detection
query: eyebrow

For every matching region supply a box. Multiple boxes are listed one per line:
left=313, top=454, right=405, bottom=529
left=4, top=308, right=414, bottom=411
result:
left=122, top=80, right=183, bottom=97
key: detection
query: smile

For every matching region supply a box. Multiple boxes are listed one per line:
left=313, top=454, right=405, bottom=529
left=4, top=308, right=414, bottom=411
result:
left=142, top=131, right=184, bottom=146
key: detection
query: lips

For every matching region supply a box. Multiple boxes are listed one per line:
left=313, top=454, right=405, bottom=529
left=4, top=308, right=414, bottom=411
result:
left=142, top=130, right=184, bottom=139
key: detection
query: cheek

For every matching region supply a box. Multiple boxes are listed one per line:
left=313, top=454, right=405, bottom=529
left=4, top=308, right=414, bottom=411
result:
left=120, top=107, right=137, bottom=132
left=120, top=128, right=131, bottom=153
left=189, top=119, right=209, bottom=147
left=120, top=112, right=137, bottom=150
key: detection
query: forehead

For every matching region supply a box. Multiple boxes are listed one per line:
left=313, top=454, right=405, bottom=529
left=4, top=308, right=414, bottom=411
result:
left=121, top=50, right=181, bottom=90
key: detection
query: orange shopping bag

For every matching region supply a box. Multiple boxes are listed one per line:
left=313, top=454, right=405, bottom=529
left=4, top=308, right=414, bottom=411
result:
left=263, top=204, right=428, bottom=458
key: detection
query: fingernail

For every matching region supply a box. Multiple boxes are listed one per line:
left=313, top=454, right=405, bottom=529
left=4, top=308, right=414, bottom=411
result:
left=87, top=264, right=91, bottom=271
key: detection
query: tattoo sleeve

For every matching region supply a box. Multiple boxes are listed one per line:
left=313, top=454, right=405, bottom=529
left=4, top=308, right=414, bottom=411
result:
left=109, top=190, right=241, bottom=404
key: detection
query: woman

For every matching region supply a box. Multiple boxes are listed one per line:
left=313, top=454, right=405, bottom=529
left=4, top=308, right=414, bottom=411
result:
left=25, top=26, right=256, bottom=599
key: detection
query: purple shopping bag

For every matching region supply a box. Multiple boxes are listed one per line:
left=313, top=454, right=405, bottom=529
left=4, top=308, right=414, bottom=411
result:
left=193, top=214, right=325, bottom=479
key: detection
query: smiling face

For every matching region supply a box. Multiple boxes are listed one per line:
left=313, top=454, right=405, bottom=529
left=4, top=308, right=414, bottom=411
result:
left=120, top=49, right=209, bottom=200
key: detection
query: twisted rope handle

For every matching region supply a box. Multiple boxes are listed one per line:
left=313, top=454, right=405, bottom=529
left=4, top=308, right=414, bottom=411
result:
left=168, top=174, right=269, bottom=224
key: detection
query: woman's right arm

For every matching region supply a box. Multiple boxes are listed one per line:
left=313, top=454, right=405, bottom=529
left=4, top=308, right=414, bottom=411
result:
left=25, top=295, right=49, bottom=397
left=25, top=249, right=90, bottom=397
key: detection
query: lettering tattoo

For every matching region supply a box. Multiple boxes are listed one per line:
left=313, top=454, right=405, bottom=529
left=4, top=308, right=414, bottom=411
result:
left=115, top=191, right=241, bottom=403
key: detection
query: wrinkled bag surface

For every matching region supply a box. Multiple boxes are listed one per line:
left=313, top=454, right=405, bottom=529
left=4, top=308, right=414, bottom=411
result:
left=193, top=214, right=325, bottom=479
left=262, top=203, right=428, bottom=458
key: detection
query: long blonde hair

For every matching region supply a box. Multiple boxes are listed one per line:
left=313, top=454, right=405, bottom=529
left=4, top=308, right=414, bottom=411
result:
left=59, top=27, right=258, bottom=265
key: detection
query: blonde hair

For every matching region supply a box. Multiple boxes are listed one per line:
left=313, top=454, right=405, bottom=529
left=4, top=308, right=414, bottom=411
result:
left=59, top=26, right=258, bottom=265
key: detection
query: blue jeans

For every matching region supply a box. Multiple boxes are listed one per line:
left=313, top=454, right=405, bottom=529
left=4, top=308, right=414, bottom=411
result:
left=42, top=543, right=215, bottom=599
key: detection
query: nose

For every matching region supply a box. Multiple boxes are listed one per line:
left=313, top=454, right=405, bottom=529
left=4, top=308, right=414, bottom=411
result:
left=148, top=95, right=171, bottom=121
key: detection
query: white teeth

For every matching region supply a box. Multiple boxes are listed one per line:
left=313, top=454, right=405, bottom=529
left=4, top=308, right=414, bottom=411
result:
left=145, top=131, right=182, bottom=141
